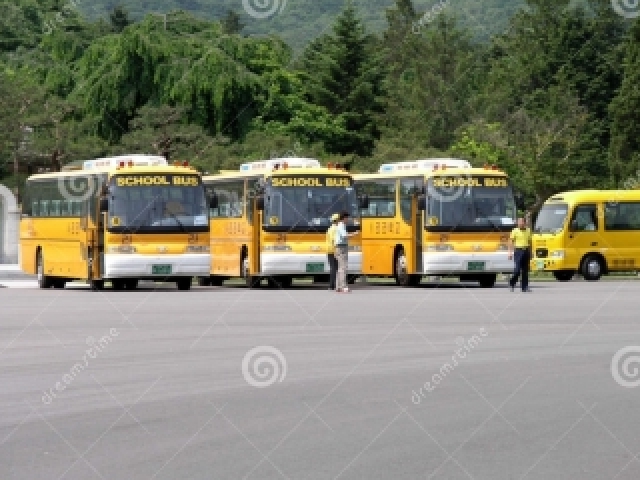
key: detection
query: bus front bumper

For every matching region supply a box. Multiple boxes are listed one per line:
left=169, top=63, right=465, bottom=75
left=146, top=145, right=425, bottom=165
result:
left=103, top=253, right=211, bottom=278
left=260, top=252, right=362, bottom=276
left=422, top=252, right=512, bottom=275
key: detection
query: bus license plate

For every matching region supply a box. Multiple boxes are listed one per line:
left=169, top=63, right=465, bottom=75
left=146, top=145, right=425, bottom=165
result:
left=306, top=263, right=325, bottom=273
left=152, top=264, right=172, bottom=275
left=467, top=261, right=485, bottom=271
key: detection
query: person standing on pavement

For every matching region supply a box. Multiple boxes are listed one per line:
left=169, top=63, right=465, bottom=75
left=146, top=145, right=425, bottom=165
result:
left=326, top=213, right=339, bottom=291
left=334, top=211, right=355, bottom=293
left=508, top=213, right=532, bottom=292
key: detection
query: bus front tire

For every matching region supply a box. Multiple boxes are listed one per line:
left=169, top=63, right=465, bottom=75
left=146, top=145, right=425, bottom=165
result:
left=394, top=250, right=410, bottom=287
left=37, top=251, right=53, bottom=289
left=553, top=271, right=574, bottom=282
left=478, top=274, right=497, bottom=288
left=581, top=255, right=604, bottom=281
left=176, top=278, right=192, bottom=290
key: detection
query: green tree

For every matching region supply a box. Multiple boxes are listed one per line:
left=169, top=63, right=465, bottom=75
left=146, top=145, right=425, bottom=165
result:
left=298, top=1, right=386, bottom=156
left=609, top=17, right=640, bottom=186
left=109, top=5, right=131, bottom=32
left=221, top=9, right=244, bottom=34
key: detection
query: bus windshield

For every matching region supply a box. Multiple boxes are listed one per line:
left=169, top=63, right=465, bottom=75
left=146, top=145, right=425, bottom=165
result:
left=426, top=176, right=516, bottom=231
left=107, top=174, right=208, bottom=233
left=263, top=176, right=359, bottom=232
left=534, top=203, right=568, bottom=234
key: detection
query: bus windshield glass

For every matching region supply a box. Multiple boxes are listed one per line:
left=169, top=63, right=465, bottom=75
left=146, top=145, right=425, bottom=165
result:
left=263, top=175, right=359, bottom=231
left=107, top=174, right=208, bottom=233
left=534, top=203, right=568, bottom=234
left=426, top=175, right=516, bottom=231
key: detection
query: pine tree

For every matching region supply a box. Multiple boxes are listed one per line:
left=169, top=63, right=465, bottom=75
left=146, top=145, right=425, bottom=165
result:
left=298, top=1, right=385, bottom=156
left=609, top=18, right=640, bottom=185
left=221, top=10, right=244, bottom=35
left=109, top=5, right=130, bottom=33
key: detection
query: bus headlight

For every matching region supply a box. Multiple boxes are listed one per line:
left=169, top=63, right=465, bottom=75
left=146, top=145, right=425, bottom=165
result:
left=550, top=250, right=565, bottom=258
left=349, top=245, right=361, bottom=252
left=263, top=245, right=292, bottom=251
left=185, top=245, right=210, bottom=253
left=427, top=244, right=454, bottom=252
left=107, top=245, right=136, bottom=254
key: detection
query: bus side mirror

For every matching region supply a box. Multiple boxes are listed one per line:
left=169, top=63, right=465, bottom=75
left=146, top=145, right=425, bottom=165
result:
left=209, top=193, right=218, bottom=209
left=256, top=195, right=265, bottom=211
left=569, top=219, right=578, bottom=231
left=417, top=195, right=427, bottom=211
left=358, top=194, right=369, bottom=209
left=99, top=197, right=109, bottom=213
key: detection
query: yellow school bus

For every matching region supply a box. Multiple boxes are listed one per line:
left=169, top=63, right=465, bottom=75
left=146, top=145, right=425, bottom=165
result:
left=20, top=154, right=211, bottom=290
left=531, top=189, right=640, bottom=281
left=354, top=159, right=522, bottom=287
left=201, top=158, right=363, bottom=287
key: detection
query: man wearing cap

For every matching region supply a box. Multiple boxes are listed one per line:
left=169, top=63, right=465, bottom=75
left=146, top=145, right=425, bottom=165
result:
left=326, top=213, right=339, bottom=291
left=508, top=212, right=532, bottom=292
left=334, top=211, right=355, bottom=293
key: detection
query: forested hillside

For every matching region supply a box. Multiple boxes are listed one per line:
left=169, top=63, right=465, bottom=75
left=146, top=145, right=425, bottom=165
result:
left=1, top=0, right=639, bottom=211
left=79, top=0, right=524, bottom=47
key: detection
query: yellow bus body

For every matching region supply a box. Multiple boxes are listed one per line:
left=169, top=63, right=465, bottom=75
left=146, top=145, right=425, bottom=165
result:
left=19, top=155, right=210, bottom=290
left=354, top=160, right=517, bottom=287
left=201, top=158, right=361, bottom=287
left=531, top=189, right=640, bottom=281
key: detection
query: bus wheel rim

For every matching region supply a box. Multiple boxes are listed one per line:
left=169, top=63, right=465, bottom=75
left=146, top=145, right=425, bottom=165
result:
left=587, top=260, right=600, bottom=276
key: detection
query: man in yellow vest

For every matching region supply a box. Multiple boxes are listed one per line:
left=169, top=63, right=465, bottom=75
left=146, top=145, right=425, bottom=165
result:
left=508, top=213, right=532, bottom=292
left=326, top=213, right=339, bottom=291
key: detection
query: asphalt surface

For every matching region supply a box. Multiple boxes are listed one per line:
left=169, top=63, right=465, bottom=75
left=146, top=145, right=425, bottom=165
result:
left=1, top=279, right=640, bottom=479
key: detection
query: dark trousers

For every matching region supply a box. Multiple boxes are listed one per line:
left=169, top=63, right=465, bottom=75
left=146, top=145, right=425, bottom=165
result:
left=328, top=253, right=337, bottom=289
left=510, top=248, right=530, bottom=290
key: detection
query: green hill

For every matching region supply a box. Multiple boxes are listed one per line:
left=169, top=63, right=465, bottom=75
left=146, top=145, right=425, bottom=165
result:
left=80, top=0, right=523, bottom=48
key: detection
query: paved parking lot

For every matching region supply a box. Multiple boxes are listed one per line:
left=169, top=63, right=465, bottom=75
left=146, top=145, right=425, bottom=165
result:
left=1, top=280, right=640, bottom=479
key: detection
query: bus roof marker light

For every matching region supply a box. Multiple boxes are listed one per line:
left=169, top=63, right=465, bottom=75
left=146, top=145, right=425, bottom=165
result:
left=183, top=161, right=189, bottom=167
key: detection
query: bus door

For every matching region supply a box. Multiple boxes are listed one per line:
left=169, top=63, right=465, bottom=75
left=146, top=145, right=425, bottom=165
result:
left=401, top=178, right=424, bottom=274
left=249, top=178, right=263, bottom=277
left=566, top=203, right=599, bottom=270
left=87, top=176, right=105, bottom=281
